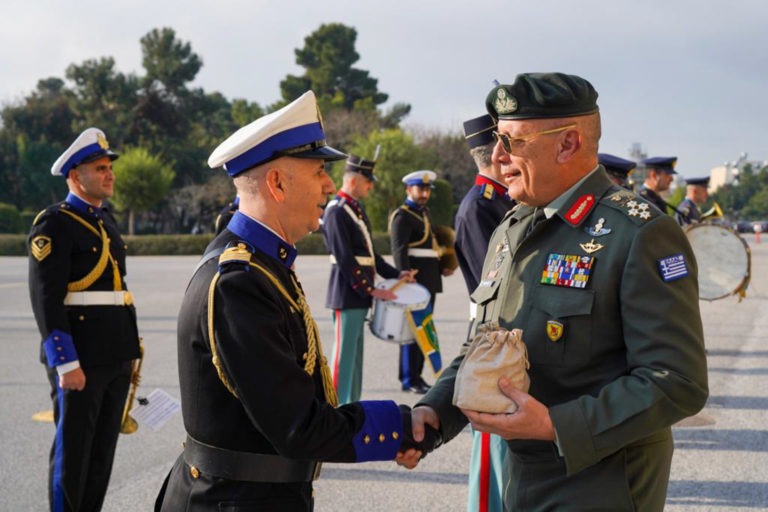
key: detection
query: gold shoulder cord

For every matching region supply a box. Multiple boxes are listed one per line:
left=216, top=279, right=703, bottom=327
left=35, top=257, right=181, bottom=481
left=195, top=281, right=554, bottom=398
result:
left=207, top=249, right=339, bottom=407
left=60, top=209, right=122, bottom=292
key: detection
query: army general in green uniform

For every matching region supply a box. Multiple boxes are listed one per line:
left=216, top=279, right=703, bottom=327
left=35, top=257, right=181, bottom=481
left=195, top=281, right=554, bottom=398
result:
left=400, top=73, right=709, bottom=511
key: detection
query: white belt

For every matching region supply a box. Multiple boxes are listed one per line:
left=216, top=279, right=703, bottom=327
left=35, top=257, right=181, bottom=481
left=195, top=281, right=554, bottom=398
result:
left=408, top=248, right=439, bottom=258
left=329, top=255, right=374, bottom=266
left=63, top=291, right=134, bottom=306
left=469, top=301, right=478, bottom=320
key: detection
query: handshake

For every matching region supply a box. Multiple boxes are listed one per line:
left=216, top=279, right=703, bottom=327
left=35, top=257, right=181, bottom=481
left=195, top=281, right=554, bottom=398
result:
left=396, top=405, right=442, bottom=469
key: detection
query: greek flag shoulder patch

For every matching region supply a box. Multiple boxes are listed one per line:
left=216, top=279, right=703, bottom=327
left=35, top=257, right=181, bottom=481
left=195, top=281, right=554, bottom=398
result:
left=658, top=254, right=689, bottom=282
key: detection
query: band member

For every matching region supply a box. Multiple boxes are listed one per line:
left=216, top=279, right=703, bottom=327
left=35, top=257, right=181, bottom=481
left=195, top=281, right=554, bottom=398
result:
left=639, top=156, right=678, bottom=213
left=155, top=91, right=434, bottom=511
left=455, top=114, right=514, bottom=512
left=676, top=177, right=710, bottom=226
left=598, top=153, right=636, bottom=190
left=214, top=196, right=239, bottom=234
left=28, top=128, right=141, bottom=511
left=389, top=171, right=451, bottom=394
left=323, top=154, right=412, bottom=404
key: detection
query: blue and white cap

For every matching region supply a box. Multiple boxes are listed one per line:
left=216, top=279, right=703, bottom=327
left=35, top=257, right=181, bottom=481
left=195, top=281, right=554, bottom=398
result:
left=402, top=170, right=437, bottom=187
left=51, top=127, right=118, bottom=177
left=208, top=91, right=346, bottom=176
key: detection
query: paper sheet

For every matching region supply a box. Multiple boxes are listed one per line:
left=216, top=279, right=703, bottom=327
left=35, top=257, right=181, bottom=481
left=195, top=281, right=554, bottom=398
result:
left=129, top=388, right=181, bottom=431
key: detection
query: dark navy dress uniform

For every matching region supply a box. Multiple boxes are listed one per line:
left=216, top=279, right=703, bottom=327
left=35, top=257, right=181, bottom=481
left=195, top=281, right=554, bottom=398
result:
left=598, top=153, right=636, bottom=190
left=675, top=198, right=701, bottom=226
left=324, top=191, right=398, bottom=310
left=214, top=196, right=239, bottom=235
left=389, top=197, right=441, bottom=389
left=639, top=156, right=678, bottom=215
left=455, top=176, right=513, bottom=295
left=156, top=212, right=406, bottom=511
left=29, top=192, right=140, bottom=512
left=323, top=189, right=399, bottom=403
left=155, top=91, right=425, bottom=512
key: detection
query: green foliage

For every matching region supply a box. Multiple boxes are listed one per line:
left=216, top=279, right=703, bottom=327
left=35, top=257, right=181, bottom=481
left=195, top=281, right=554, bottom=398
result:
left=346, top=129, right=437, bottom=231
left=140, top=28, right=202, bottom=92
left=427, top=179, right=455, bottom=227
left=668, top=186, right=686, bottom=208
left=0, top=234, right=26, bottom=255
left=280, top=23, right=388, bottom=109
left=112, top=148, right=175, bottom=212
left=0, top=203, right=22, bottom=233
left=123, top=234, right=212, bottom=255
left=418, top=130, right=475, bottom=203
left=711, top=164, right=768, bottom=219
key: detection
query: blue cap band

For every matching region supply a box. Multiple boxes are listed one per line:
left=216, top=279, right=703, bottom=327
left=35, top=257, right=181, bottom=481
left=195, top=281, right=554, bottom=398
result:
left=60, top=143, right=105, bottom=177
left=225, top=122, right=325, bottom=176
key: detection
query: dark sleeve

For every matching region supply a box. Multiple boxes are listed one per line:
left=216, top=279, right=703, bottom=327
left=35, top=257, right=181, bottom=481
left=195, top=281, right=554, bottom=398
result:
left=28, top=213, right=78, bottom=366
left=416, top=347, right=471, bottom=443
left=389, top=210, right=411, bottom=271
left=213, top=271, right=403, bottom=463
left=549, top=214, right=709, bottom=475
left=455, top=200, right=501, bottom=293
left=375, top=253, right=399, bottom=280
left=323, top=207, right=375, bottom=297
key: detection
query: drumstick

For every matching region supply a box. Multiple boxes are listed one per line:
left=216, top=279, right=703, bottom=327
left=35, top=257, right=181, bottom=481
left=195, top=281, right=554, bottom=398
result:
left=388, top=269, right=419, bottom=293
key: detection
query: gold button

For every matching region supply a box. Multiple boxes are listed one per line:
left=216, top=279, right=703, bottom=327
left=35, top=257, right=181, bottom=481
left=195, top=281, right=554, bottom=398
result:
left=379, top=434, right=386, bottom=443
left=92, top=247, right=97, bottom=252
left=363, top=435, right=370, bottom=444
left=53, top=336, right=59, bottom=341
left=78, top=315, right=85, bottom=321
left=88, top=207, right=93, bottom=213
left=107, top=238, right=111, bottom=242
left=362, top=279, right=367, bottom=284
left=392, top=432, right=399, bottom=440
left=57, top=347, right=62, bottom=352
left=189, top=466, right=200, bottom=479
left=59, top=356, right=65, bottom=361
left=124, top=244, right=128, bottom=250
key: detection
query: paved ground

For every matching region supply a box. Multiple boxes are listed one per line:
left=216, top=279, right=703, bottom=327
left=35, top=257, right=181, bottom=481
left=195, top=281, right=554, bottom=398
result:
left=1, top=235, right=767, bottom=511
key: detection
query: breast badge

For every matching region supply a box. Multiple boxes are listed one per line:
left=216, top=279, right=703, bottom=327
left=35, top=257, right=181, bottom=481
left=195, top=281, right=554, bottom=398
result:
left=579, top=239, right=604, bottom=255
left=585, top=218, right=611, bottom=237
left=541, top=253, right=594, bottom=289
left=31, top=236, right=52, bottom=262
left=546, top=320, right=564, bottom=342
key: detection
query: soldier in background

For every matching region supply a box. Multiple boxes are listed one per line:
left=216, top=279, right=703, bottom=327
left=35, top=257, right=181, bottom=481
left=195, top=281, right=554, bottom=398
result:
left=639, top=156, right=678, bottom=213
left=28, top=128, right=141, bottom=511
left=676, top=177, right=709, bottom=226
left=455, top=114, right=514, bottom=512
left=214, top=196, right=239, bottom=235
left=323, top=154, right=413, bottom=404
left=598, top=153, right=636, bottom=190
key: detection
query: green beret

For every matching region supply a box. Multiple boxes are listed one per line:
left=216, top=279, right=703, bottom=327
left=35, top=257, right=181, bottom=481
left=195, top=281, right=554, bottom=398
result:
left=486, top=72, right=599, bottom=121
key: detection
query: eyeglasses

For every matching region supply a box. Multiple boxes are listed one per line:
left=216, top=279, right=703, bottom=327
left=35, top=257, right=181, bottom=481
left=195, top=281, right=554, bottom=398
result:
left=492, top=124, right=577, bottom=154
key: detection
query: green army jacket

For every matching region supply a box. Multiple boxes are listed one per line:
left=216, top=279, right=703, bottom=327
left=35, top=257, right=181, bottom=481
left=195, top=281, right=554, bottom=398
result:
left=419, top=167, right=708, bottom=476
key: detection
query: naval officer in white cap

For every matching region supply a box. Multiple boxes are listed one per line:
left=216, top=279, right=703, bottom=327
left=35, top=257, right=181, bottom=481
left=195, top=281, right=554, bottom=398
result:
left=156, top=91, right=439, bottom=511
left=28, top=127, right=141, bottom=511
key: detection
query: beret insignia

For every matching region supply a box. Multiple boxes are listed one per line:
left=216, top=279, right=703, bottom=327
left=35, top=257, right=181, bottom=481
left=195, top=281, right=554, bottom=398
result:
left=494, top=88, right=518, bottom=115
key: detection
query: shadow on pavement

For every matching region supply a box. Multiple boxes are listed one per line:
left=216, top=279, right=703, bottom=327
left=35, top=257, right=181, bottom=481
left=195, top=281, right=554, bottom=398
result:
left=321, top=466, right=466, bottom=485
left=674, top=429, right=768, bottom=451
left=667, top=480, right=768, bottom=508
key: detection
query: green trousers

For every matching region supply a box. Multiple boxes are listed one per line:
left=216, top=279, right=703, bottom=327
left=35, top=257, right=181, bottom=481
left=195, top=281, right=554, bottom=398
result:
left=329, top=309, right=367, bottom=404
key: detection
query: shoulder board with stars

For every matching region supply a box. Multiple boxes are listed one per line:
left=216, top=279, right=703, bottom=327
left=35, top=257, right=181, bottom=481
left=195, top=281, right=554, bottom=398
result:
left=600, top=189, right=658, bottom=225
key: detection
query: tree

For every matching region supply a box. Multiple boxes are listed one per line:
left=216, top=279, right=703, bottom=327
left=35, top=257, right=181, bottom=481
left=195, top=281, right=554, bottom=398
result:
left=417, top=129, right=476, bottom=204
left=140, top=28, right=202, bottom=93
left=427, top=178, right=455, bottom=227
left=345, top=129, right=437, bottom=231
left=111, top=148, right=175, bottom=234
left=280, top=23, right=388, bottom=109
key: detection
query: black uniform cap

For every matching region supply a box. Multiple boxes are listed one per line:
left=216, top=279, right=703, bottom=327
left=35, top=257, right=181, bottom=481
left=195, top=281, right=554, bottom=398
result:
left=486, top=72, right=599, bottom=121
left=344, top=154, right=377, bottom=181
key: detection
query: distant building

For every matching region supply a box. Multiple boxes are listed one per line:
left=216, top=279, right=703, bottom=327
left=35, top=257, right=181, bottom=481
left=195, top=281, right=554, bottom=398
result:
left=709, top=152, right=768, bottom=192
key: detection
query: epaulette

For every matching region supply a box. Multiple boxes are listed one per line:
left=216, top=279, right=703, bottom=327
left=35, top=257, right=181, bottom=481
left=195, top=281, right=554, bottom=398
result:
left=326, top=198, right=342, bottom=210
left=218, top=242, right=254, bottom=273
left=481, top=183, right=495, bottom=200
left=32, top=202, right=68, bottom=226
left=600, top=188, right=658, bottom=225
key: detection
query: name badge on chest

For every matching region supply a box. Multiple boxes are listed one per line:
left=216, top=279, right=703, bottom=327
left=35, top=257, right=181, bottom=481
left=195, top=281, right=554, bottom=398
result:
left=540, top=253, right=595, bottom=289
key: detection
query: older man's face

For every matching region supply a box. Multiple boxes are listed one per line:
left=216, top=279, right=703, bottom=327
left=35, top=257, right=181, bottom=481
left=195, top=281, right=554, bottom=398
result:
left=492, top=119, right=569, bottom=206
left=283, top=158, right=336, bottom=238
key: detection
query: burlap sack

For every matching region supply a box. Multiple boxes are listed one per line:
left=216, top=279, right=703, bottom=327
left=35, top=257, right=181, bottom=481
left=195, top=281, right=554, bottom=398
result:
left=452, top=322, right=530, bottom=413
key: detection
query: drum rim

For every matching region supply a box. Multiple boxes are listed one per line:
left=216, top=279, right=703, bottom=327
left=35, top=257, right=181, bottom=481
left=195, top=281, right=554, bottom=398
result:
left=684, top=222, right=752, bottom=301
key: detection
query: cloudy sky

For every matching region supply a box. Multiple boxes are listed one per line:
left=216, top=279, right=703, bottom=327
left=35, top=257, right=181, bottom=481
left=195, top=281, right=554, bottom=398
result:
left=2, top=0, right=766, bottom=177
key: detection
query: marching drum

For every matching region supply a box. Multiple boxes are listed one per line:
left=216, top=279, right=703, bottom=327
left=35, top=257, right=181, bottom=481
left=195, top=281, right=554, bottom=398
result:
left=370, top=279, right=430, bottom=343
left=685, top=223, right=751, bottom=301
